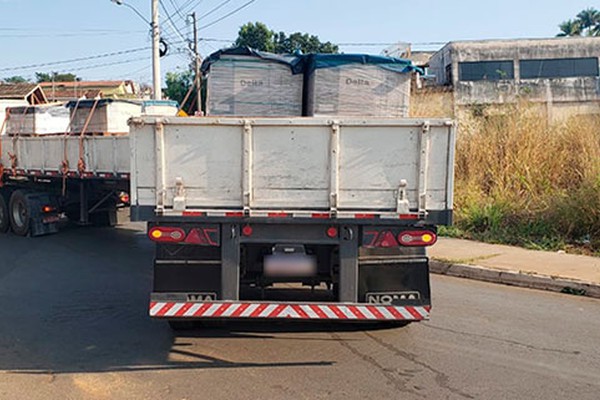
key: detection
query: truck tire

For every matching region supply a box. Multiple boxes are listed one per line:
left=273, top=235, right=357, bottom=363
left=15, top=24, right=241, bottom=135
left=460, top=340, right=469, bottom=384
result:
left=0, top=194, right=9, bottom=233
left=9, top=190, right=31, bottom=236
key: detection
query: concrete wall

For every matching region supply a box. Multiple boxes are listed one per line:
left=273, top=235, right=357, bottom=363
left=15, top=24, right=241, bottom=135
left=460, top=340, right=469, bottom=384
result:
left=429, top=37, right=600, bottom=115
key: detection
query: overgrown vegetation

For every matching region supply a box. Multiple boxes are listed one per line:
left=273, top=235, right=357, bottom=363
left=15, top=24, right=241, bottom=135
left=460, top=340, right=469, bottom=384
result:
left=444, top=102, right=600, bottom=254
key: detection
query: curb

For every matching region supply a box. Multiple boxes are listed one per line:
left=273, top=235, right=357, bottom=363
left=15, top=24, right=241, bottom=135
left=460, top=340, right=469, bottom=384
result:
left=430, top=260, right=600, bottom=299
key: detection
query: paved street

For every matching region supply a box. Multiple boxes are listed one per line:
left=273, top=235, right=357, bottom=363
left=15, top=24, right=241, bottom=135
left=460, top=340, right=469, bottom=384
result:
left=0, top=221, right=599, bottom=400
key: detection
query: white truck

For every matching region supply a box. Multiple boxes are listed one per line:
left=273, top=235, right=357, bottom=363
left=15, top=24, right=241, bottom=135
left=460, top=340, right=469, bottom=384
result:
left=129, top=116, right=455, bottom=328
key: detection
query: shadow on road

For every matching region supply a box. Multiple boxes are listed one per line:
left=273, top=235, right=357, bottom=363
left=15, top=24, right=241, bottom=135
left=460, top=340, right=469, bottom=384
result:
left=0, top=223, right=388, bottom=374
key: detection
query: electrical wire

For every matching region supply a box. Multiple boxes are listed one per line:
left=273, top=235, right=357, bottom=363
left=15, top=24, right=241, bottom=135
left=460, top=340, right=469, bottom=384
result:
left=200, top=0, right=257, bottom=31
left=198, top=0, right=232, bottom=20
left=0, top=47, right=150, bottom=72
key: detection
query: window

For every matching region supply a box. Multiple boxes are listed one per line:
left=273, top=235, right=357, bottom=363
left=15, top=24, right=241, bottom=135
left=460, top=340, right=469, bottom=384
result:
left=520, top=58, right=599, bottom=79
left=458, top=61, right=514, bottom=81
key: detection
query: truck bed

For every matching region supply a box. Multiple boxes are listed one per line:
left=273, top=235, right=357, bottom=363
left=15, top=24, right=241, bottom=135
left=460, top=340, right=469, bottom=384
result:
left=130, top=117, right=455, bottom=223
left=0, top=135, right=129, bottom=179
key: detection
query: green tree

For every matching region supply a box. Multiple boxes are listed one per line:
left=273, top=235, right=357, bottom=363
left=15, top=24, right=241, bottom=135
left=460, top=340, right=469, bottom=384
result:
left=576, top=7, right=600, bottom=35
left=164, top=70, right=198, bottom=113
left=234, top=21, right=338, bottom=54
left=274, top=32, right=338, bottom=54
left=235, top=22, right=275, bottom=52
left=35, top=72, right=79, bottom=83
left=557, top=19, right=582, bottom=37
left=3, top=76, right=29, bottom=84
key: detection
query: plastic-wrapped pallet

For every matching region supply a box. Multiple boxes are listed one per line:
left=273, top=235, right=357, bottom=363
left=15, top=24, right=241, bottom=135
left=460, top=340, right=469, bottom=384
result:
left=67, top=99, right=142, bottom=135
left=202, top=47, right=304, bottom=117
left=6, top=103, right=70, bottom=135
left=304, top=54, right=418, bottom=117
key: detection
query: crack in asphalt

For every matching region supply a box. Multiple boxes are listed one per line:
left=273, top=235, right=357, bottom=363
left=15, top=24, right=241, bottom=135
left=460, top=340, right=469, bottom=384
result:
left=423, top=324, right=581, bottom=356
left=364, top=332, right=475, bottom=400
left=330, top=332, right=423, bottom=398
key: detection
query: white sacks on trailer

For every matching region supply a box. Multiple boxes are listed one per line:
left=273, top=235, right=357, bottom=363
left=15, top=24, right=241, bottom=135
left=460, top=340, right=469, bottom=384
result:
left=202, top=47, right=304, bottom=117
left=304, top=54, right=416, bottom=117
left=5, top=103, right=70, bottom=135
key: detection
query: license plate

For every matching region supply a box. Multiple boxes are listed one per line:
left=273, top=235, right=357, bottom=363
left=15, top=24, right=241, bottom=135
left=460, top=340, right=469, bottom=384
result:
left=42, top=215, right=60, bottom=224
left=264, top=255, right=317, bottom=277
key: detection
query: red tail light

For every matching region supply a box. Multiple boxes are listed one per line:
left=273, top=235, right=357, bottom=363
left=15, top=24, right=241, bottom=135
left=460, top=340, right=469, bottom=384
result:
left=149, top=227, right=185, bottom=243
left=242, top=225, right=253, bottom=236
left=41, top=205, right=55, bottom=213
left=398, top=230, right=437, bottom=247
left=185, top=228, right=219, bottom=245
left=363, top=230, right=399, bottom=248
left=326, top=227, right=338, bottom=238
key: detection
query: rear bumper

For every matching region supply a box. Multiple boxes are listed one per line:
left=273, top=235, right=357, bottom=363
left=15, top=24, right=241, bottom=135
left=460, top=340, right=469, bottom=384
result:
left=149, top=301, right=430, bottom=321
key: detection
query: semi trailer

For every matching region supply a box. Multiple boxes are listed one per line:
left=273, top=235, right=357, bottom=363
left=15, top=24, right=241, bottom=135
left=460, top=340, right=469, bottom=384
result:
left=129, top=116, right=455, bottom=328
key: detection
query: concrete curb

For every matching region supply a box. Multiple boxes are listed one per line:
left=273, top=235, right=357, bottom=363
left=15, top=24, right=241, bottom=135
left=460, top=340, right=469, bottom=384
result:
left=430, top=259, right=600, bottom=299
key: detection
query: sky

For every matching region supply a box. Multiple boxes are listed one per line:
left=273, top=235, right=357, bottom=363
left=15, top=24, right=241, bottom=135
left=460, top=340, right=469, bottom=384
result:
left=0, top=0, right=597, bottom=86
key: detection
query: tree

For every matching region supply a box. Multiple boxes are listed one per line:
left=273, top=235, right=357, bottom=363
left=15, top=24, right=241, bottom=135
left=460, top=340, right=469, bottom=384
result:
left=576, top=7, right=600, bottom=34
left=557, top=7, right=600, bottom=37
left=35, top=72, right=79, bottom=83
left=234, top=21, right=338, bottom=54
left=164, top=70, right=197, bottom=113
left=557, top=19, right=582, bottom=37
left=235, top=22, right=275, bottom=52
left=274, top=32, right=339, bottom=54
left=3, top=76, right=29, bottom=84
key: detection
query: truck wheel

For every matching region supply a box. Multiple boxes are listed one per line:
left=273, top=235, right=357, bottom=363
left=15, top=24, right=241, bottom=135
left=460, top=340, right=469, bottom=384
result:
left=9, top=190, right=31, bottom=236
left=0, top=194, right=9, bottom=233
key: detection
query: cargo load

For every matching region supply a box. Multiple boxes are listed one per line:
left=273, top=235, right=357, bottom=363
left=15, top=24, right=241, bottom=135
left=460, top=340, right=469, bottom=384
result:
left=67, top=99, right=142, bottom=135
left=202, top=47, right=304, bottom=117
left=304, top=54, right=417, bottom=117
left=5, top=103, right=70, bottom=136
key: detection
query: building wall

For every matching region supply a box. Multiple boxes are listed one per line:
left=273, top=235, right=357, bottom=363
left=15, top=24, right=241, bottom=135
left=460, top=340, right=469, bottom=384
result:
left=428, top=37, right=600, bottom=119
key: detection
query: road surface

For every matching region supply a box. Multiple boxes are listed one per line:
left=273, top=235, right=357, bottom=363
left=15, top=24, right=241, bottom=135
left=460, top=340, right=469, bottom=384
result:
left=0, top=220, right=599, bottom=400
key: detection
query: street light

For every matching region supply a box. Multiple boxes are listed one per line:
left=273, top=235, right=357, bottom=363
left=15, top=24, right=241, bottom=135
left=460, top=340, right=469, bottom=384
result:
left=110, top=0, right=151, bottom=25
left=110, top=0, right=162, bottom=100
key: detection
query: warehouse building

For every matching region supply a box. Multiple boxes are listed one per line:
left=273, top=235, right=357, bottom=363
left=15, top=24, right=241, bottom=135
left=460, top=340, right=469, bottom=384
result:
left=428, top=36, right=600, bottom=118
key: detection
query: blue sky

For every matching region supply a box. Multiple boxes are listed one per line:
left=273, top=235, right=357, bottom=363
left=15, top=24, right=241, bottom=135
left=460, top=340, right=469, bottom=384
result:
left=0, top=0, right=596, bottom=85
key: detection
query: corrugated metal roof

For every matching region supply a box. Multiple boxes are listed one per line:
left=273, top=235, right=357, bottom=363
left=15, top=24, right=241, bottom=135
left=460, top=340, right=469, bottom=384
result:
left=0, top=83, right=39, bottom=99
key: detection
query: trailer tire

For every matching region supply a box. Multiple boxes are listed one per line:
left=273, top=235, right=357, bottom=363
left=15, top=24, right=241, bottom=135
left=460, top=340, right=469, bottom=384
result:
left=0, top=194, right=9, bottom=233
left=8, top=190, right=31, bottom=236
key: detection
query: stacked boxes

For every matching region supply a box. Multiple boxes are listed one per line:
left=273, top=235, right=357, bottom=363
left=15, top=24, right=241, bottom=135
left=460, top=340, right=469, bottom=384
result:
left=304, top=55, right=414, bottom=117
left=67, top=99, right=142, bottom=135
left=6, top=104, right=70, bottom=135
left=203, top=47, right=418, bottom=118
left=202, top=48, right=304, bottom=117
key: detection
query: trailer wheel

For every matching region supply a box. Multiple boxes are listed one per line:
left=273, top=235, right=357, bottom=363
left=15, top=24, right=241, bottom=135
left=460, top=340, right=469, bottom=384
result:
left=9, top=190, right=31, bottom=236
left=0, top=194, right=9, bottom=233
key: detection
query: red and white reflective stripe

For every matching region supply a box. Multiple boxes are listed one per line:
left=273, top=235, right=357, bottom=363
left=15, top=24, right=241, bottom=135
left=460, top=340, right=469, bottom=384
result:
left=149, top=302, right=431, bottom=321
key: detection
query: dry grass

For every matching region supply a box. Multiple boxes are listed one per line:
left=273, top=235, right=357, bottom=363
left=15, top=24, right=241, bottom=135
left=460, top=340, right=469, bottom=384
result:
left=414, top=96, right=600, bottom=253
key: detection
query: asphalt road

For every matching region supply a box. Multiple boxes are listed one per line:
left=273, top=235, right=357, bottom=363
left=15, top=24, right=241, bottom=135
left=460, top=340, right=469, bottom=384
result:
left=1, top=220, right=599, bottom=400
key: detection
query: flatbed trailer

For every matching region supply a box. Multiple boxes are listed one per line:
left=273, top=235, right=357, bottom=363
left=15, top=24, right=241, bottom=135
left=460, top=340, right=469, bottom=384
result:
left=0, top=135, right=129, bottom=235
left=129, top=116, right=455, bottom=327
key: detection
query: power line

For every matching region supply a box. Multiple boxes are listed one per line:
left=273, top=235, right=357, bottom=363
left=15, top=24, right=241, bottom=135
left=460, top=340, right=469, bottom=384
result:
left=167, top=0, right=188, bottom=22
left=200, top=0, right=258, bottom=31
left=198, top=0, right=232, bottom=20
left=0, top=47, right=150, bottom=72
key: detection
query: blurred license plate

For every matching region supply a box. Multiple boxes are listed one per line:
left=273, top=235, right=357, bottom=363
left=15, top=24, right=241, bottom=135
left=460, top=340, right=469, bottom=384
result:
left=42, top=215, right=60, bottom=224
left=264, top=255, right=317, bottom=277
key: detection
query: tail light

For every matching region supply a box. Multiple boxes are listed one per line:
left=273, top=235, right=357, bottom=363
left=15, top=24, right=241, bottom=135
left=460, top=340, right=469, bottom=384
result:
left=398, top=230, right=437, bottom=246
left=148, top=227, right=185, bottom=243
left=41, top=205, right=55, bottom=213
left=326, top=227, right=338, bottom=238
left=242, top=225, right=253, bottom=236
left=119, top=192, right=130, bottom=204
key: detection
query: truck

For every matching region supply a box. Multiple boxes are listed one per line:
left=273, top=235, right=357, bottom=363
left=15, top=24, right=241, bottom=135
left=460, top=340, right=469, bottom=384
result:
left=129, top=116, right=455, bottom=328
left=0, top=134, right=130, bottom=236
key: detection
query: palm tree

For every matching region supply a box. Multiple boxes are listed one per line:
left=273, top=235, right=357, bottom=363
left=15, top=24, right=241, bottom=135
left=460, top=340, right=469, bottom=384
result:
left=576, top=7, right=600, bottom=35
left=557, top=19, right=582, bottom=37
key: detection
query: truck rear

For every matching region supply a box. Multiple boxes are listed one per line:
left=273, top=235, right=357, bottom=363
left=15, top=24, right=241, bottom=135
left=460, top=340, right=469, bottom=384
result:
left=129, top=116, right=455, bottom=327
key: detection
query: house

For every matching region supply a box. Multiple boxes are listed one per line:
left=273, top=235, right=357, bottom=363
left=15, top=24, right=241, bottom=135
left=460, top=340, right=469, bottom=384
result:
left=39, top=80, right=138, bottom=102
left=428, top=36, right=600, bottom=119
left=0, top=83, right=48, bottom=135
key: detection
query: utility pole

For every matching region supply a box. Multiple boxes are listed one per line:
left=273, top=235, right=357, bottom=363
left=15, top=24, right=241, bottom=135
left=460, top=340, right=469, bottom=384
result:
left=190, top=12, right=202, bottom=115
left=151, top=0, right=162, bottom=100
